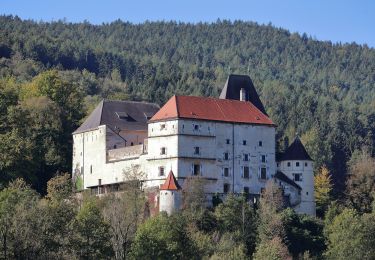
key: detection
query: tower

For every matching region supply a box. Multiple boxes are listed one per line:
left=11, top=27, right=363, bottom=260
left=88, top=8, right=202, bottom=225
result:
left=159, top=170, right=182, bottom=215
left=277, top=136, right=316, bottom=216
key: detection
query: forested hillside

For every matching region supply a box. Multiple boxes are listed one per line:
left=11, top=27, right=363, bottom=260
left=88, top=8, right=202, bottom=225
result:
left=0, top=15, right=374, bottom=194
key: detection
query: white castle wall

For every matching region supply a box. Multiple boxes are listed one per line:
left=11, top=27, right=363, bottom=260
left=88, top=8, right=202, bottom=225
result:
left=159, top=190, right=181, bottom=215
left=278, top=160, right=316, bottom=216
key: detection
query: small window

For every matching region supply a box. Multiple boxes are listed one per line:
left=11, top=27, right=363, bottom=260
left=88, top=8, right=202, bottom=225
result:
left=306, top=192, right=309, bottom=195
left=194, top=124, right=199, bottom=131
left=259, top=141, right=263, bottom=147
left=244, top=186, right=249, bottom=194
left=287, top=162, right=291, bottom=167
left=293, top=173, right=302, bottom=182
left=243, top=166, right=250, bottom=179
left=223, top=167, right=229, bottom=177
left=223, top=183, right=230, bottom=193
left=160, top=147, right=166, bottom=155
left=305, top=162, right=308, bottom=167
left=224, top=152, right=229, bottom=160
left=226, top=139, right=230, bottom=144
left=261, top=155, right=266, bottom=163
left=193, top=164, right=201, bottom=176
left=260, top=168, right=267, bottom=180
left=160, top=124, right=166, bottom=130
left=113, top=144, right=117, bottom=149
left=159, top=167, right=165, bottom=176
left=194, top=147, right=200, bottom=155
left=98, top=179, right=102, bottom=186
left=243, top=140, right=247, bottom=145
left=243, top=154, right=249, bottom=161
left=131, top=142, right=134, bottom=146
left=296, top=162, right=300, bottom=167
left=90, top=165, right=93, bottom=174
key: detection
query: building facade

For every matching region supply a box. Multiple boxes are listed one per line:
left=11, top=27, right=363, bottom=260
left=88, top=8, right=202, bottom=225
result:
left=72, top=75, right=316, bottom=216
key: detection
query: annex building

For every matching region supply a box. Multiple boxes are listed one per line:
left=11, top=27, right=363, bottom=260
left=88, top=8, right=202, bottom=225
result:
left=72, top=74, right=316, bottom=216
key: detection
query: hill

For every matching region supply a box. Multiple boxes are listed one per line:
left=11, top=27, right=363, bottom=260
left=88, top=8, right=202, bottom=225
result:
left=0, top=15, right=374, bottom=193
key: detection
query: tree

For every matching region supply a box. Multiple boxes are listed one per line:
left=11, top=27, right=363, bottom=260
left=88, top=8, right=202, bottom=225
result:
left=346, top=149, right=375, bottom=213
left=129, top=213, right=197, bottom=259
left=325, top=208, right=375, bottom=260
left=253, top=236, right=291, bottom=260
left=71, top=199, right=114, bottom=259
left=214, top=194, right=257, bottom=255
left=182, top=176, right=207, bottom=215
left=315, top=166, right=333, bottom=216
left=101, top=165, right=147, bottom=260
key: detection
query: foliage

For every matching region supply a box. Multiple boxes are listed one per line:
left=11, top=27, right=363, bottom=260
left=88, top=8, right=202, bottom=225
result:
left=325, top=208, right=375, bottom=260
left=346, top=149, right=375, bottom=213
left=315, top=166, right=333, bottom=216
left=253, top=236, right=291, bottom=260
left=129, top=213, right=197, bottom=260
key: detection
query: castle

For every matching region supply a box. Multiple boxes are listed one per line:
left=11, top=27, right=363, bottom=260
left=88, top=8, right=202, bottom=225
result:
left=72, top=74, right=316, bottom=216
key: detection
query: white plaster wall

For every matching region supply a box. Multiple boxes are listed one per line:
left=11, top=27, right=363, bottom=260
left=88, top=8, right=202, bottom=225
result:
left=278, top=160, right=316, bottom=216
left=159, top=190, right=181, bottom=215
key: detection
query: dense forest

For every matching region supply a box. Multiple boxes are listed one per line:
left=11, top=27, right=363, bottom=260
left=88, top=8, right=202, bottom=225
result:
left=1, top=16, right=374, bottom=195
left=1, top=15, right=375, bottom=259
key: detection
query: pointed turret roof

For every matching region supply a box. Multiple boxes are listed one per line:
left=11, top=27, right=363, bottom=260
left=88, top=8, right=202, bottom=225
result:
left=279, top=136, right=313, bottom=161
left=219, top=74, right=268, bottom=115
left=160, top=170, right=181, bottom=190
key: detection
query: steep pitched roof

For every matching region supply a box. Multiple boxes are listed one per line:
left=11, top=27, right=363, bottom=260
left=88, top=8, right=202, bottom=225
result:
left=219, top=74, right=268, bottom=115
left=279, top=136, right=313, bottom=161
left=73, top=100, right=160, bottom=134
left=275, top=171, right=302, bottom=190
left=160, top=170, right=181, bottom=190
left=150, top=95, right=275, bottom=126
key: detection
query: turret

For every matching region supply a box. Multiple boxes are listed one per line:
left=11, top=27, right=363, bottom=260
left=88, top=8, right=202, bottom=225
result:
left=277, top=136, right=315, bottom=216
left=159, top=170, right=181, bottom=215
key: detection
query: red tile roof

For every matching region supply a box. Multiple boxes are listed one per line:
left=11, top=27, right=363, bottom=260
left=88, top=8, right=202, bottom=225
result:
left=150, top=95, right=275, bottom=126
left=160, top=170, right=181, bottom=190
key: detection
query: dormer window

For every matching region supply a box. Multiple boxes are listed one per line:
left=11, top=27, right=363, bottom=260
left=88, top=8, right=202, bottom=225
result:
left=115, top=112, right=135, bottom=122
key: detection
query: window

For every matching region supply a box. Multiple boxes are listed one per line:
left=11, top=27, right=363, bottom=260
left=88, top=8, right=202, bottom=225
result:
left=296, top=162, right=300, bottom=167
left=244, top=186, right=249, bottom=194
left=243, top=140, right=247, bottom=145
left=131, top=142, right=134, bottom=146
left=160, top=124, right=166, bottom=130
left=306, top=192, right=309, bottom=195
left=224, top=152, right=229, bottom=160
left=261, top=155, right=266, bottom=163
left=243, top=154, right=249, bottom=161
left=90, top=165, right=93, bottom=174
left=293, top=173, right=302, bottom=182
left=158, top=167, right=165, bottom=176
left=260, top=167, right=267, bottom=180
left=194, top=147, right=200, bottom=155
left=223, top=183, right=230, bottom=193
left=113, top=144, right=117, bottom=149
left=193, top=164, right=201, bottom=176
left=226, top=139, right=230, bottom=144
left=194, top=124, right=199, bottom=131
left=243, top=166, right=250, bottom=179
left=305, top=162, right=308, bottom=167
left=160, top=147, right=166, bottom=155
left=287, top=162, right=291, bottom=167
left=223, top=167, right=229, bottom=177
left=259, top=141, right=263, bottom=147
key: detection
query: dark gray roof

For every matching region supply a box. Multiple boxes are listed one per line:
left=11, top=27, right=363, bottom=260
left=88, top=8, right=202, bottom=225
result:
left=73, top=100, right=160, bottom=134
left=275, top=171, right=302, bottom=190
left=219, top=74, right=268, bottom=115
left=279, top=136, right=313, bottom=161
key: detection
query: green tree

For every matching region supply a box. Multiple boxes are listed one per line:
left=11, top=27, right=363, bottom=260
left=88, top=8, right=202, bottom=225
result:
left=129, top=213, right=197, bottom=260
left=325, top=208, right=375, bottom=260
left=72, top=199, right=114, bottom=259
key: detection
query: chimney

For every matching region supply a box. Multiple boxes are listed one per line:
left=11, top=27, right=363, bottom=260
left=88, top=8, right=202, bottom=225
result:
left=240, top=88, right=247, bottom=101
